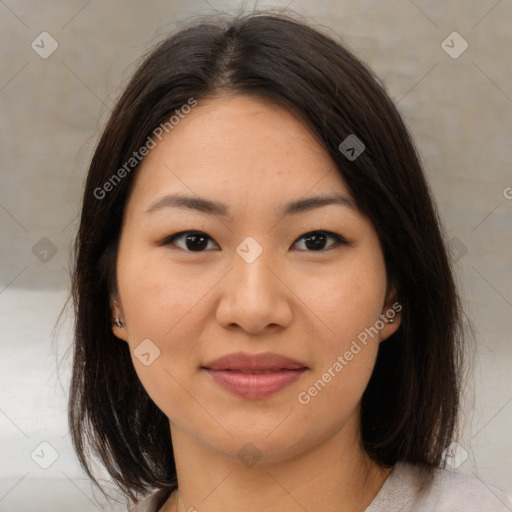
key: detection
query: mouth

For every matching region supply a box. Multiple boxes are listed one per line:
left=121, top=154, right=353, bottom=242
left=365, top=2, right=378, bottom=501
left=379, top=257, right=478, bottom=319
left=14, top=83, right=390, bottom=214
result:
left=202, top=352, right=308, bottom=399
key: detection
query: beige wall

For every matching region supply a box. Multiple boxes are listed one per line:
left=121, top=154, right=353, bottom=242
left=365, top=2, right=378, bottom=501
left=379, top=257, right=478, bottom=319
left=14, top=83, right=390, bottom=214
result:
left=0, top=0, right=510, bottom=507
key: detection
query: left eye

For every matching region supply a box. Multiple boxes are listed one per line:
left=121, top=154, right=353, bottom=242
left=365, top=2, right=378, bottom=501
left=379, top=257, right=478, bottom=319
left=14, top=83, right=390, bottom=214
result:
left=161, top=230, right=347, bottom=253
left=292, top=231, right=347, bottom=251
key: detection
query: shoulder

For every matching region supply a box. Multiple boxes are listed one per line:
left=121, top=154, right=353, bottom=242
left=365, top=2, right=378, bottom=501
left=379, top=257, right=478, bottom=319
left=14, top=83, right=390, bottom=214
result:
left=366, top=462, right=512, bottom=512
left=427, top=466, right=512, bottom=511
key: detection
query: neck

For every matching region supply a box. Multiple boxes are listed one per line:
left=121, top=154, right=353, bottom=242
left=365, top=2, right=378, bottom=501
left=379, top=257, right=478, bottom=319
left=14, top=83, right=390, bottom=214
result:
left=164, top=417, right=391, bottom=512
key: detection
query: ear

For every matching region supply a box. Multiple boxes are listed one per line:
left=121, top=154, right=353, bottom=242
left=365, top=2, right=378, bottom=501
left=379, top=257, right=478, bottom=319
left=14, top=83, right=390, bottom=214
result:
left=379, top=285, right=402, bottom=343
left=111, top=296, right=129, bottom=342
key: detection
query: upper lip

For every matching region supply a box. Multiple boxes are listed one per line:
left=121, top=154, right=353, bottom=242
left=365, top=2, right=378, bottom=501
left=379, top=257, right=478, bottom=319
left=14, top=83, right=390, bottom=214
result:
left=203, top=352, right=307, bottom=371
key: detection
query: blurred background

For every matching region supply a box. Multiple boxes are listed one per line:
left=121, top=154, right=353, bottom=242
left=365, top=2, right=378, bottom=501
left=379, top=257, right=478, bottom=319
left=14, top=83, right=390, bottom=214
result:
left=1, top=0, right=511, bottom=510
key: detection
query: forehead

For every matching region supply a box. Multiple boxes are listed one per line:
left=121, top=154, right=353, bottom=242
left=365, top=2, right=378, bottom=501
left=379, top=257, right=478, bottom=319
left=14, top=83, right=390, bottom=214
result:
left=125, top=94, right=353, bottom=213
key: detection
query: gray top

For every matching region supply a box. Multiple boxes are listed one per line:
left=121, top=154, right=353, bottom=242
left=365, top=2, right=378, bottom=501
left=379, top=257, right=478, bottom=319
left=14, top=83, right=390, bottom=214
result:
left=128, top=462, right=512, bottom=511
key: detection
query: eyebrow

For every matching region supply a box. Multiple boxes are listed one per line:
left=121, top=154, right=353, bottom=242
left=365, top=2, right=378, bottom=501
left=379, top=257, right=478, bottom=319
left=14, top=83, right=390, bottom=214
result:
left=145, top=193, right=356, bottom=218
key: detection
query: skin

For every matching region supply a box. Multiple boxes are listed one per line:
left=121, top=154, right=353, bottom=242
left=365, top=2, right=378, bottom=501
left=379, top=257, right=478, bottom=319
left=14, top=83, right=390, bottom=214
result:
left=111, top=94, right=402, bottom=512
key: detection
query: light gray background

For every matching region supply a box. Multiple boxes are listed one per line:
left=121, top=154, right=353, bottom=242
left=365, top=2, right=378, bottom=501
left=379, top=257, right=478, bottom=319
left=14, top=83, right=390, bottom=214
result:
left=0, top=0, right=511, bottom=510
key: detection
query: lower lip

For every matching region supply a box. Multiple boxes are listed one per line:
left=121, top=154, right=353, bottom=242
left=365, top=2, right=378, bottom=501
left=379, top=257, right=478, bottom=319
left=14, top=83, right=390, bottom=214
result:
left=204, top=368, right=307, bottom=399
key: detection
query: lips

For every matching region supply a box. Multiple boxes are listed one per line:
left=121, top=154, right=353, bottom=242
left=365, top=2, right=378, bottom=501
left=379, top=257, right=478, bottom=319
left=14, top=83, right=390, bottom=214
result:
left=203, top=352, right=307, bottom=372
left=202, top=352, right=308, bottom=399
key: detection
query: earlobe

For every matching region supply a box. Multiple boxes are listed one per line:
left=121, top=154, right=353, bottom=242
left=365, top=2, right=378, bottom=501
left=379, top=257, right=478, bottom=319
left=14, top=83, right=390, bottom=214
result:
left=379, top=313, right=401, bottom=343
left=112, top=321, right=129, bottom=342
left=379, top=286, right=402, bottom=342
left=111, top=298, right=129, bottom=342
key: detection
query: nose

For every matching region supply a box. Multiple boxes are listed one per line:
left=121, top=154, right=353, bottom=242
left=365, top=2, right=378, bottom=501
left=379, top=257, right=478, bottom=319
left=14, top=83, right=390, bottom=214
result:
left=215, top=245, right=293, bottom=335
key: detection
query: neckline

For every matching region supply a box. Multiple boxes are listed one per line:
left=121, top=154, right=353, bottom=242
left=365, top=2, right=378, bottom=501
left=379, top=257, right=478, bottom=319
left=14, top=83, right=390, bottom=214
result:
left=135, top=462, right=424, bottom=512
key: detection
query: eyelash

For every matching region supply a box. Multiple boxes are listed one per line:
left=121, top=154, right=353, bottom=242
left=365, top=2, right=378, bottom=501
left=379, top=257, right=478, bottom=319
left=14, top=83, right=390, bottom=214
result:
left=160, top=230, right=349, bottom=253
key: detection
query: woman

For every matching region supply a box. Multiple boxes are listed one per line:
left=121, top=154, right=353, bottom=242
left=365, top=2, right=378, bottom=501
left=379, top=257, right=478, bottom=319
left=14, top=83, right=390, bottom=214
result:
left=67, top=9, right=512, bottom=512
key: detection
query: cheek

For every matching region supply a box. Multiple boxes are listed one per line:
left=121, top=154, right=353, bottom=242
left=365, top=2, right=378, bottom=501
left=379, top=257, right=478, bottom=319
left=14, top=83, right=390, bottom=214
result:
left=294, top=257, right=386, bottom=346
left=295, top=275, right=382, bottom=419
left=118, top=248, right=206, bottom=336
left=291, top=247, right=387, bottom=402
left=131, top=357, right=204, bottom=431
left=117, top=250, right=208, bottom=418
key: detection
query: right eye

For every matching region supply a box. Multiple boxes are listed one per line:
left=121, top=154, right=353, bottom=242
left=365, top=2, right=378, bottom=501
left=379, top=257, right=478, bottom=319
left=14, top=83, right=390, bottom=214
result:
left=161, top=231, right=219, bottom=252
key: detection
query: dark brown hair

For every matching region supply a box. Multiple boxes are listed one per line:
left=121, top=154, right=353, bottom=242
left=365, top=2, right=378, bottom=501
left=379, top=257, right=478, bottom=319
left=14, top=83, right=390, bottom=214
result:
left=66, top=9, right=468, bottom=508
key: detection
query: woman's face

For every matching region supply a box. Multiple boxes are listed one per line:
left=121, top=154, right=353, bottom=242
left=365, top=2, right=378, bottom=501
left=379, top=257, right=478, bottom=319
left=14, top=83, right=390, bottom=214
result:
left=112, top=94, right=401, bottom=464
